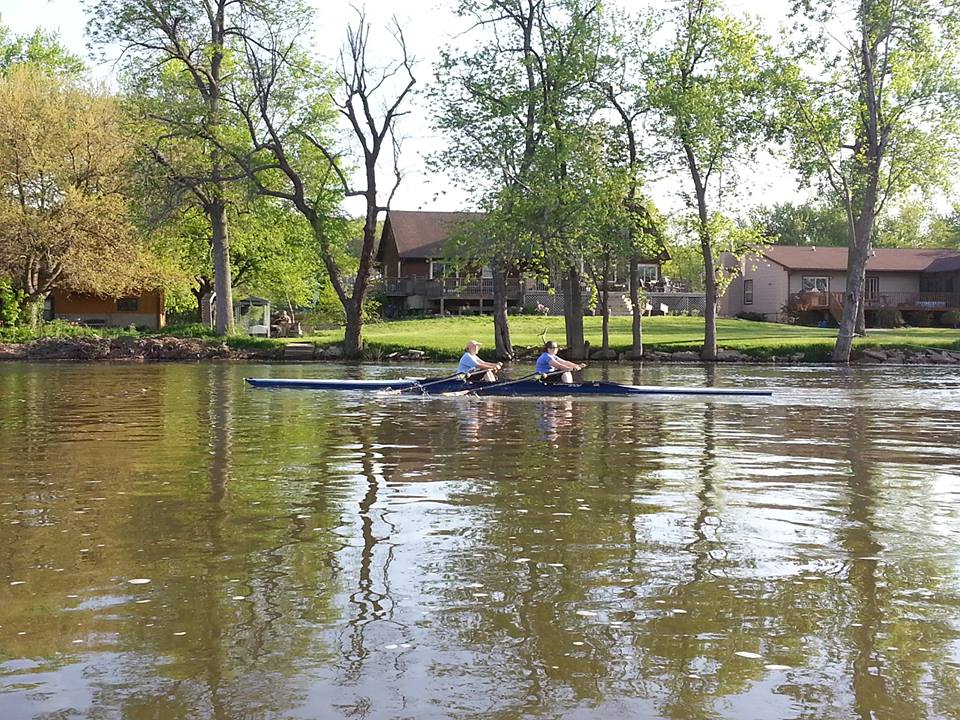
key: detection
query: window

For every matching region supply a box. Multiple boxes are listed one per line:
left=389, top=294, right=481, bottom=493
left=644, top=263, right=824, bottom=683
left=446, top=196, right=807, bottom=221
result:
left=638, top=264, right=659, bottom=283
left=430, top=261, right=449, bottom=280
left=801, top=276, right=829, bottom=293
left=116, top=297, right=139, bottom=312
left=865, top=275, right=880, bottom=298
left=743, top=279, right=754, bottom=305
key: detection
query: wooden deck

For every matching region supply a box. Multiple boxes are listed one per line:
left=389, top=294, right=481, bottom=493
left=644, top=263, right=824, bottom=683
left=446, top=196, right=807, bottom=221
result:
left=790, top=291, right=960, bottom=317
left=380, top=277, right=522, bottom=300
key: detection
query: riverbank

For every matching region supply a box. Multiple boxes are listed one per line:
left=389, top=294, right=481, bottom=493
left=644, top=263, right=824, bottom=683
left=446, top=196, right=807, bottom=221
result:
left=0, top=335, right=281, bottom=361
left=304, top=315, right=960, bottom=362
left=2, top=316, right=960, bottom=364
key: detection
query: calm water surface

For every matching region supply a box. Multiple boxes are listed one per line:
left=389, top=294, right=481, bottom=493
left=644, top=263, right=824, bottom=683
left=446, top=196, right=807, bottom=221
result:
left=1, top=361, right=959, bottom=720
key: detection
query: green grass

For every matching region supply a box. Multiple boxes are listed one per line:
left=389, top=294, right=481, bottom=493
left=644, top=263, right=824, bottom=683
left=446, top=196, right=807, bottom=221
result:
left=5, top=316, right=958, bottom=361
left=292, top=315, right=960, bottom=361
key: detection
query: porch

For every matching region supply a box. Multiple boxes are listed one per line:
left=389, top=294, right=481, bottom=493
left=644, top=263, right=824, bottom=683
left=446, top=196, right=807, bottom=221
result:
left=380, top=276, right=522, bottom=300
left=789, top=291, right=960, bottom=317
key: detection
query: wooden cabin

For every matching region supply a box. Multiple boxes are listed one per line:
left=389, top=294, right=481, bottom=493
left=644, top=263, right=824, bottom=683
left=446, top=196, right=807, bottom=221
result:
left=47, top=289, right=166, bottom=330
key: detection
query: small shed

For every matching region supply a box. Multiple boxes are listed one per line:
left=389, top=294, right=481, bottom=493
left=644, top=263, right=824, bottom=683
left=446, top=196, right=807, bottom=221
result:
left=234, top=297, right=271, bottom=337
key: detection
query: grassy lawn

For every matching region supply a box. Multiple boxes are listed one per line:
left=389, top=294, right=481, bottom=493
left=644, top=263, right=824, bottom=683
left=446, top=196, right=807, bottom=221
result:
left=296, top=315, right=960, bottom=361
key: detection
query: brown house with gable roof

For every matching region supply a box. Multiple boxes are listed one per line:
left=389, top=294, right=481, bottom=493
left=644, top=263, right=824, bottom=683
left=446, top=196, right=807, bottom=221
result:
left=376, top=210, right=521, bottom=316
left=376, top=209, right=673, bottom=317
left=722, top=245, right=960, bottom=325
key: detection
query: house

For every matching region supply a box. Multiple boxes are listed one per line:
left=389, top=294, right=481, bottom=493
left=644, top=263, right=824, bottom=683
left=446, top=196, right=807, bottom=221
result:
left=376, top=210, right=516, bottom=316
left=46, top=289, right=166, bottom=330
left=376, top=209, right=674, bottom=316
left=722, top=245, right=960, bottom=325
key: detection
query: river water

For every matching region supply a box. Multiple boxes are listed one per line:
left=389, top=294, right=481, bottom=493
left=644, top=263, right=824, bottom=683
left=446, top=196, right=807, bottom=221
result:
left=0, top=362, right=959, bottom=720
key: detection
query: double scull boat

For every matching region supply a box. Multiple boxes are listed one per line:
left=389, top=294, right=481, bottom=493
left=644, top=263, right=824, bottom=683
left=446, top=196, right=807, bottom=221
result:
left=244, top=376, right=772, bottom=398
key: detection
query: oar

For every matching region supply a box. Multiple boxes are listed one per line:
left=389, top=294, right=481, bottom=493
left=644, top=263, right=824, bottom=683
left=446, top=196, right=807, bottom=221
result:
left=441, top=368, right=566, bottom=397
left=386, top=368, right=492, bottom=395
left=409, top=369, right=495, bottom=393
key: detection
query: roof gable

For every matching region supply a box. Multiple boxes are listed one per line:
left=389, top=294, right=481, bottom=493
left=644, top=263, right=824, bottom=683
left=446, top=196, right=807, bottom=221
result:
left=383, top=210, right=482, bottom=259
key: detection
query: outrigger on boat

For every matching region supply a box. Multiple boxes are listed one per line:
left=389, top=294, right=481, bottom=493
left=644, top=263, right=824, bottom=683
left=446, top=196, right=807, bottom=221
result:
left=243, top=375, right=772, bottom=398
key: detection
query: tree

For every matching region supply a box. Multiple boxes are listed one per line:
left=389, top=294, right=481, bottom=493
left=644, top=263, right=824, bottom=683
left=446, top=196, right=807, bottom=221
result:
left=0, top=66, right=144, bottom=326
left=0, top=25, right=85, bottom=78
left=784, top=0, right=960, bottom=362
left=147, top=197, right=324, bottom=317
left=228, top=8, right=414, bottom=357
left=647, top=0, right=776, bottom=361
left=86, top=0, right=265, bottom=335
left=433, top=0, right=605, bottom=361
left=752, top=201, right=849, bottom=247
left=596, top=16, right=666, bottom=358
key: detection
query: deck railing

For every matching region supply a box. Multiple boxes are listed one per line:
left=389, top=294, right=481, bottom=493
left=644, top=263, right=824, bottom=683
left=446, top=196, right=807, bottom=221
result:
left=789, top=290, right=960, bottom=312
left=379, top=276, right=521, bottom=299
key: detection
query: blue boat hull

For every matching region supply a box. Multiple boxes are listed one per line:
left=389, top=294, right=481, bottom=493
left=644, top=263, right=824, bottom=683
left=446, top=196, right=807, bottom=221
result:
left=244, top=377, right=771, bottom=397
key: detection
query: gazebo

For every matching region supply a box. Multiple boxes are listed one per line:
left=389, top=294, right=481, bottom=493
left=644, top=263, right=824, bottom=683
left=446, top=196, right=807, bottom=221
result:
left=234, top=297, right=271, bottom=337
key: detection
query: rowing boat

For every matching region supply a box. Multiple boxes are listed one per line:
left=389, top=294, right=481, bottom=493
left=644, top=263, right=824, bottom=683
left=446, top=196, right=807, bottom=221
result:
left=243, top=376, right=772, bottom=397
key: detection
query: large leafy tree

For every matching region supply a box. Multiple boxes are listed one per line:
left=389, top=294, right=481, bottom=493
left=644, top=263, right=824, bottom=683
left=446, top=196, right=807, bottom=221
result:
left=647, top=0, right=776, bottom=361
left=433, top=0, right=605, bottom=361
left=0, top=65, right=144, bottom=326
left=223, top=8, right=413, bottom=357
left=86, top=0, right=271, bottom=335
left=752, top=201, right=849, bottom=247
left=0, top=26, right=85, bottom=78
left=594, top=14, right=666, bottom=358
left=784, top=0, right=960, bottom=362
left=148, top=197, right=324, bottom=316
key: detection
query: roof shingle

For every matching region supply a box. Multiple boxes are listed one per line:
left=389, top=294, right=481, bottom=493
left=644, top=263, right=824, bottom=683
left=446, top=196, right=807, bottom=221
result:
left=762, top=245, right=960, bottom=272
left=385, top=210, right=482, bottom=258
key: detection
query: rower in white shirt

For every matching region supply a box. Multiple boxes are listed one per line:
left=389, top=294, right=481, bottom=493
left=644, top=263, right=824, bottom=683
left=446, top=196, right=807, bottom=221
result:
left=456, top=340, right=503, bottom=383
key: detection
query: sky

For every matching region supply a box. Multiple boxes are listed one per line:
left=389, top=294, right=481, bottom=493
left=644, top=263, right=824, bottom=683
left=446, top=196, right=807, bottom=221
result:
left=0, top=0, right=805, bottom=218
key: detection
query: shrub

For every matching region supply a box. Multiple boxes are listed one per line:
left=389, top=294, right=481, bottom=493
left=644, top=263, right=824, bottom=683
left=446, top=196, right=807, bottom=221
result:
left=942, top=310, right=960, bottom=328
left=735, top=311, right=766, bottom=322
left=875, top=308, right=905, bottom=328
left=904, top=311, right=933, bottom=327
left=160, top=323, right=217, bottom=338
left=0, top=279, right=23, bottom=327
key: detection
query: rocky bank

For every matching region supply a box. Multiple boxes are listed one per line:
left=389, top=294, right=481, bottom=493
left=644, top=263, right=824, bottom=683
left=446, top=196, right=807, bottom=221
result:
left=0, top=336, right=280, bottom=361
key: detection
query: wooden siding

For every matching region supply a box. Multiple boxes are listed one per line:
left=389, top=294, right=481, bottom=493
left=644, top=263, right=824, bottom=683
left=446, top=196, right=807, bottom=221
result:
left=51, top=290, right=165, bottom=329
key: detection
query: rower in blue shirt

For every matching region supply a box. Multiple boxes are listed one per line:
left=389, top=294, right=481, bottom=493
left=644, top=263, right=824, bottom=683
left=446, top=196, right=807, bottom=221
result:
left=535, top=340, right=586, bottom=383
left=457, top=340, right=503, bottom=383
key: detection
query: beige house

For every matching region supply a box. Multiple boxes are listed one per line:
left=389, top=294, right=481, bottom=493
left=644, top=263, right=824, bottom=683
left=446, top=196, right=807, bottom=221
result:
left=722, top=246, right=960, bottom=325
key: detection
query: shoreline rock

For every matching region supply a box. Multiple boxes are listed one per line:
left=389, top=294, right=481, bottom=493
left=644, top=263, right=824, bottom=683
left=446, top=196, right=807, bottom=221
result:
left=1, top=338, right=957, bottom=365
left=0, top=336, right=280, bottom=362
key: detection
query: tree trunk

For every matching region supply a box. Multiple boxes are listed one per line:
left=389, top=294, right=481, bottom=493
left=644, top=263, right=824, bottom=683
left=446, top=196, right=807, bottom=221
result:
left=834, top=206, right=878, bottom=361
left=700, top=227, right=718, bottom=361
left=833, top=240, right=871, bottom=362
left=492, top=267, right=513, bottom=361
left=193, top=277, right=214, bottom=321
left=343, top=300, right=363, bottom=357
left=685, top=145, right=716, bottom=361
left=629, top=256, right=643, bottom=358
left=23, top=295, right=45, bottom=330
left=564, top=266, right=586, bottom=359
left=210, top=200, right=234, bottom=336
left=855, top=268, right=867, bottom=335
left=601, top=282, right=610, bottom=354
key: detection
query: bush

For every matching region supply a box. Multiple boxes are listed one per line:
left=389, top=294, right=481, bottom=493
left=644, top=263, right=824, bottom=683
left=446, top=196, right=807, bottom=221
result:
left=735, top=311, right=767, bottom=322
left=875, top=308, right=905, bottom=328
left=0, top=279, right=23, bottom=327
left=942, top=310, right=960, bottom=328
left=160, top=323, right=217, bottom=338
left=903, top=311, right=934, bottom=327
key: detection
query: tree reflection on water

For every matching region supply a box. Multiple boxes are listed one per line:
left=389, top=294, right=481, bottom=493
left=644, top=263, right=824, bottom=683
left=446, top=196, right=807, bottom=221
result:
left=0, top=362, right=959, bottom=719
